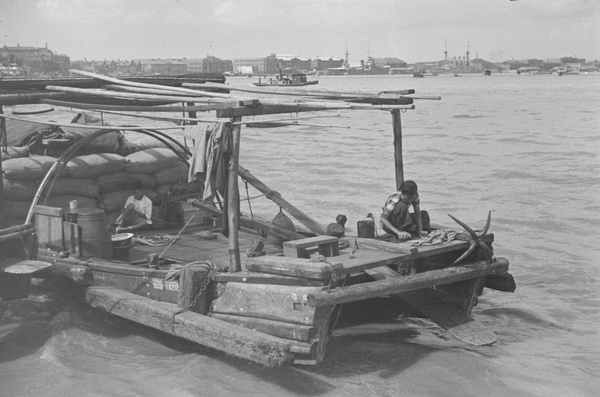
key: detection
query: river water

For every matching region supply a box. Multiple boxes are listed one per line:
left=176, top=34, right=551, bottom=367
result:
left=1, top=73, right=599, bottom=396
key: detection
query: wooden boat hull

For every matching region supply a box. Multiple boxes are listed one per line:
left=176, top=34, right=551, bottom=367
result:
left=34, top=221, right=512, bottom=367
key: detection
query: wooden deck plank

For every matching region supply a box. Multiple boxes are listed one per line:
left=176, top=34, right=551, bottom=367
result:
left=211, top=283, right=322, bottom=325
left=83, top=286, right=295, bottom=367
left=307, top=257, right=509, bottom=307
left=215, top=272, right=326, bottom=286
left=245, top=256, right=343, bottom=281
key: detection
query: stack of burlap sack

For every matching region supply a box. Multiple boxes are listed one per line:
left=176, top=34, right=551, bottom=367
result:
left=1, top=143, right=197, bottom=227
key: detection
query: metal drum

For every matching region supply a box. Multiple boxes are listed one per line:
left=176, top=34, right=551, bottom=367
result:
left=77, top=208, right=113, bottom=259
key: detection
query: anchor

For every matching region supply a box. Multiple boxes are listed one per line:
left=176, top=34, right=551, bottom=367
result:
left=447, top=211, right=493, bottom=266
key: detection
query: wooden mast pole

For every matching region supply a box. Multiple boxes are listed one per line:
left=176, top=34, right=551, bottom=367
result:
left=227, top=115, right=242, bottom=272
left=0, top=103, right=7, bottom=227
left=392, top=109, right=404, bottom=190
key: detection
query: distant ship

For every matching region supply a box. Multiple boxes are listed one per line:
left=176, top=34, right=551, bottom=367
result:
left=557, top=64, right=581, bottom=76
left=347, top=57, right=391, bottom=75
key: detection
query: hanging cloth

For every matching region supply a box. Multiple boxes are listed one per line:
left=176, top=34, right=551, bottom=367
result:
left=184, top=122, right=232, bottom=202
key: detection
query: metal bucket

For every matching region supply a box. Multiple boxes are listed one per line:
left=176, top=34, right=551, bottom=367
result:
left=77, top=208, right=113, bottom=259
left=111, top=233, right=134, bottom=261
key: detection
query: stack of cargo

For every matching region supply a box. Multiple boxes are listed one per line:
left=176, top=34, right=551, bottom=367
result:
left=1, top=143, right=197, bottom=228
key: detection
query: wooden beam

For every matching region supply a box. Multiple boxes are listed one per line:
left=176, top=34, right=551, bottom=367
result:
left=392, top=109, right=404, bottom=189
left=215, top=271, right=326, bottom=286
left=210, top=313, right=318, bottom=342
left=188, top=192, right=307, bottom=242
left=217, top=103, right=325, bottom=118
left=245, top=255, right=343, bottom=281
left=211, top=282, right=322, bottom=325
left=0, top=104, right=5, bottom=227
left=238, top=165, right=328, bottom=236
left=83, top=286, right=295, bottom=367
left=228, top=117, right=242, bottom=272
left=306, top=257, right=509, bottom=307
left=217, top=102, right=416, bottom=118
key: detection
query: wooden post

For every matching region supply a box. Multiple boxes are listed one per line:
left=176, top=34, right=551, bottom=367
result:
left=392, top=109, right=404, bottom=190
left=186, top=102, right=198, bottom=124
left=0, top=104, right=7, bottom=227
left=228, top=116, right=242, bottom=272
left=177, top=263, right=209, bottom=314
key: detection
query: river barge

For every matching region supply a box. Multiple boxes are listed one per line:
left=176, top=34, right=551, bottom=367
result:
left=0, top=70, right=515, bottom=367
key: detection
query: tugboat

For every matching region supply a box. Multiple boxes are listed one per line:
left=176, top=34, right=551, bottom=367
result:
left=254, top=70, right=318, bottom=86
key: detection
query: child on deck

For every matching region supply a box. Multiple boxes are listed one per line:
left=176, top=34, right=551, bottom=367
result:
left=380, top=180, right=430, bottom=241
left=115, top=189, right=153, bottom=233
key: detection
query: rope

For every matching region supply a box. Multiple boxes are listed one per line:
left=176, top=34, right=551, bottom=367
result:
left=243, top=179, right=255, bottom=219
left=133, top=234, right=179, bottom=246
left=159, top=208, right=199, bottom=258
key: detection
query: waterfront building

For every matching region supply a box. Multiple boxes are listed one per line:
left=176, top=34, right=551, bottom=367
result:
left=134, top=59, right=187, bottom=75
left=1, top=43, right=70, bottom=75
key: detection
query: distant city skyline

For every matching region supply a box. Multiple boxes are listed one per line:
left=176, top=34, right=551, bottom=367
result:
left=1, top=0, right=598, bottom=64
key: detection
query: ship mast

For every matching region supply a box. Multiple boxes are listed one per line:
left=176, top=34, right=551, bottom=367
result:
left=344, top=46, right=349, bottom=68
left=466, top=39, right=470, bottom=67
left=444, top=38, right=448, bottom=62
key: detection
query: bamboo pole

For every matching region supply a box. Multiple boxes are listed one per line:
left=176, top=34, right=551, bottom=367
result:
left=228, top=117, right=242, bottom=272
left=101, top=83, right=225, bottom=100
left=0, top=113, right=184, bottom=131
left=190, top=82, right=441, bottom=101
left=238, top=165, right=328, bottom=236
left=392, top=109, right=404, bottom=189
left=45, top=85, right=228, bottom=104
left=46, top=85, right=416, bottom=112
left=40, top=99, right=229, bottom=113
left=68, top=69, right=230, bottom=99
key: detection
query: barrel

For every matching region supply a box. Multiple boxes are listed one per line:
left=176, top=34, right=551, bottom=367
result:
left=76, top=208, right=113, bottom=259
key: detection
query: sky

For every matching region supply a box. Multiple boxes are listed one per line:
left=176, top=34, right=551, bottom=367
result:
left=0, top=0, right=598, bottom=64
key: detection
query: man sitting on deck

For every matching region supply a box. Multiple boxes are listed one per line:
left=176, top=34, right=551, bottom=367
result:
left=380, top=180, right=430, bottom=241
left=115, top=189, right=153, bottom=233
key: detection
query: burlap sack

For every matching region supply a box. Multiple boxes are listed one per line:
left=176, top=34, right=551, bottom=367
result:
left=1, top=178, right=38, bottom=201
left=66, top=153, right=126, bottom=179
left=2, top=155, right=56, bottom=181
left=46, top=178, right=100, bottom=198
left=153, top=162, right=189, bottom=185
left=124, top=148, right=180, bottom=174
left=95, top=172, right=154, bottom=193
left=1, top=147, right=29, bottom=161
